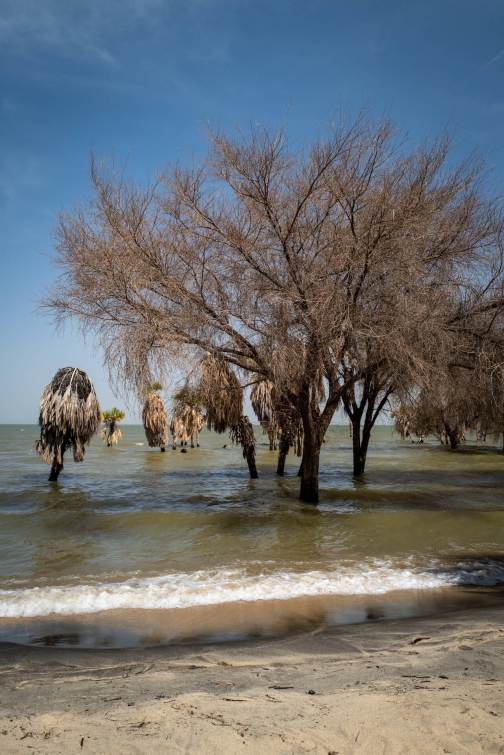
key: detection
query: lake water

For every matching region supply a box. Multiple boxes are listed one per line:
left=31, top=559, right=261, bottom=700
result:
left=0, top=424, right=503, bottom=647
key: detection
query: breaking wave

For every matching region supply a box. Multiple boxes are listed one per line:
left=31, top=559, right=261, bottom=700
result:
left=1, top=559, right=503, bottom=618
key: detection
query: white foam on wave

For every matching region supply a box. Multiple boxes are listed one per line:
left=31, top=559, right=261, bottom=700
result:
left=1, top=560, right=503, bottom=618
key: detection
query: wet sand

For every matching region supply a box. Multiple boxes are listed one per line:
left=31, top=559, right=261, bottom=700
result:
left=1, top=604, right=503, bottom=754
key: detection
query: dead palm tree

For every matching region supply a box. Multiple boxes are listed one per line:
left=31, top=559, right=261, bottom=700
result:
left=101, top=407, right=125, bottom=446
left=273, top=401, right=304, bottom=476
left=251, top=378, right=280, bottom=450
left=250, top=377, right=303, bottom=475
left=170, top=386, right=205, bottom=448
left=142, top=383, right=169, bottom=451
left=229, top=416, right=258, bottom=478
left=36, top=366, right=101, bottom=481
left=199, top=354, right=258, bottom=478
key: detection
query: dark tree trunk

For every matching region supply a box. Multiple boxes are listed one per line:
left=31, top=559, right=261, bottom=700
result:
left=161, top=446, right=165, bottom=452
left=351, top=417, right=366, bottom=476
left=297, top=380, right=341, bottom=503
left=244, top=444, right=258, bottom=479
left=276, top=437, right=290, bottom=476
left=107, top=421, right=115, bottom=446
left=445, top=424, right=458, bottom=449
left=345, top=383, right=391, bottom=477
left=49, top=455, right=64, bottom=481
left=299, top=431, right=322, bottom=502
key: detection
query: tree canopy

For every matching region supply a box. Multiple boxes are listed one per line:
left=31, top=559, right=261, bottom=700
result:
left=43, top=108, right=504, bottom=500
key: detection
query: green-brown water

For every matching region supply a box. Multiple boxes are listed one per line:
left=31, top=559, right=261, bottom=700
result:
left=0, top=424, right=503, bottom=647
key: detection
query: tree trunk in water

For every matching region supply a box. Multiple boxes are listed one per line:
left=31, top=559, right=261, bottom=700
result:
left=297, top=459, right=303, bottom=477
left=352, top=418, right=364, bottom=476
left=160, top=447, right=165, bottom=452
left=49, top=457, right=63, bottom=481
left=445, top=424, right=458, bottom=449
left=354, top=431, right=372, bottom=475
left=276, top=437, right=290, bottom=476
left=244, top=443, right=258, bottom=479
left=352, top=420, right=372, bottom=476
left=299, top=436, right=321, bottom=502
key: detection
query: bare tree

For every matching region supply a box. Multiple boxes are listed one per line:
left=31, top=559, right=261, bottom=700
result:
left=43, top=109, right=504, bottom=501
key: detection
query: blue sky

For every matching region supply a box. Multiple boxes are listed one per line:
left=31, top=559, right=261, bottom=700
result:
left=1, top=0, right=504, bottom=423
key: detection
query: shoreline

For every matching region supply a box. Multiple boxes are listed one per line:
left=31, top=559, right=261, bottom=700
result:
left=1, top=584, right=503, bottom=648
left=1, top=602, right=503, bottom=753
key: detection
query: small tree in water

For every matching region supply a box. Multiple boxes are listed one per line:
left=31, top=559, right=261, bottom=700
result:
left=142, top=383, right=169, bottom=451
left=170, top=386, right=205, bottom=449
left=36, top=367, right=101, bottom=481
left=101, top=408, right=125, bottom=446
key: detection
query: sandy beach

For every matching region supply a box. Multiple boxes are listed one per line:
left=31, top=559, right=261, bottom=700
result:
left=1, top=603, right=503, bottom=754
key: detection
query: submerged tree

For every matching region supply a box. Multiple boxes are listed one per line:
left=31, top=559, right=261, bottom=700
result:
left=101, top=408, right=125, bottom=446
left=229, top=416, right=258, bottom=479
left=170, top=386, right=205, bottom=448
left=36, top=367, right=101, bottom=481
left=43, top=107, right=504, bottom=501
left=142, top=383, right=169, bottom=451
left=250, top=378, right=279, bottom=450
left=250, top=377, right=303, bottom=473
left=390, top=405, right=415, bottom=442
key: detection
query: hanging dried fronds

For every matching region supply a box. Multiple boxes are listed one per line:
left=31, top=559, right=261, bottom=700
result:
left=251, top=378, right=281, bottom=449
left=142, top=391, right=169, bottom=450
left=390, top=405, right=414, bottom=441
left=251, top=378, right=274, bottom=422
left=229, top=415, right=258, bottom=479
left=170, top=400, right=205, bottom=447
left=169, top=385, right=205, bottom=447
left=199, top=354, right=243, bottom=433
left=36, top=366, right=101, bottom=480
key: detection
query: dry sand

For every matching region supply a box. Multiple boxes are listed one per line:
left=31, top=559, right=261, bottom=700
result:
left=1, top=604, right=503, bottom=754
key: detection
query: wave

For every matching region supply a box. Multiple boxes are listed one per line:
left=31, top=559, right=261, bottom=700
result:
left=1, top=559, right=503, bottom=618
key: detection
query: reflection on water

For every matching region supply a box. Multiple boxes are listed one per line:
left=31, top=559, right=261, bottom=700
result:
left=0, top=424, right=503, bottom=646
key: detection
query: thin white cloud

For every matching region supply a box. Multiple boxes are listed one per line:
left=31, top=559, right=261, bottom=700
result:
left=0, top=0, right=171, bottom=64
left=482, top=47, right=504, bottom=71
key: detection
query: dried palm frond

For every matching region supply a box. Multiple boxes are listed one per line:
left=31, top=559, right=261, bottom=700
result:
left=390, top=405, right=414, bottom=441
left=170, top=402, right=204, bottom=434
left=250, top=378, right=274, bottom=422
left=229, top=415, right=258, bottom=478
left=142, top=391, right=169, bottom=449
left=169, top=384, right=206, bottom=447
left=101, top=425, right=122, bottom=444
left=199, top=354, right=243, bottom=433
left=36, top=366, right=101, bottom=480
